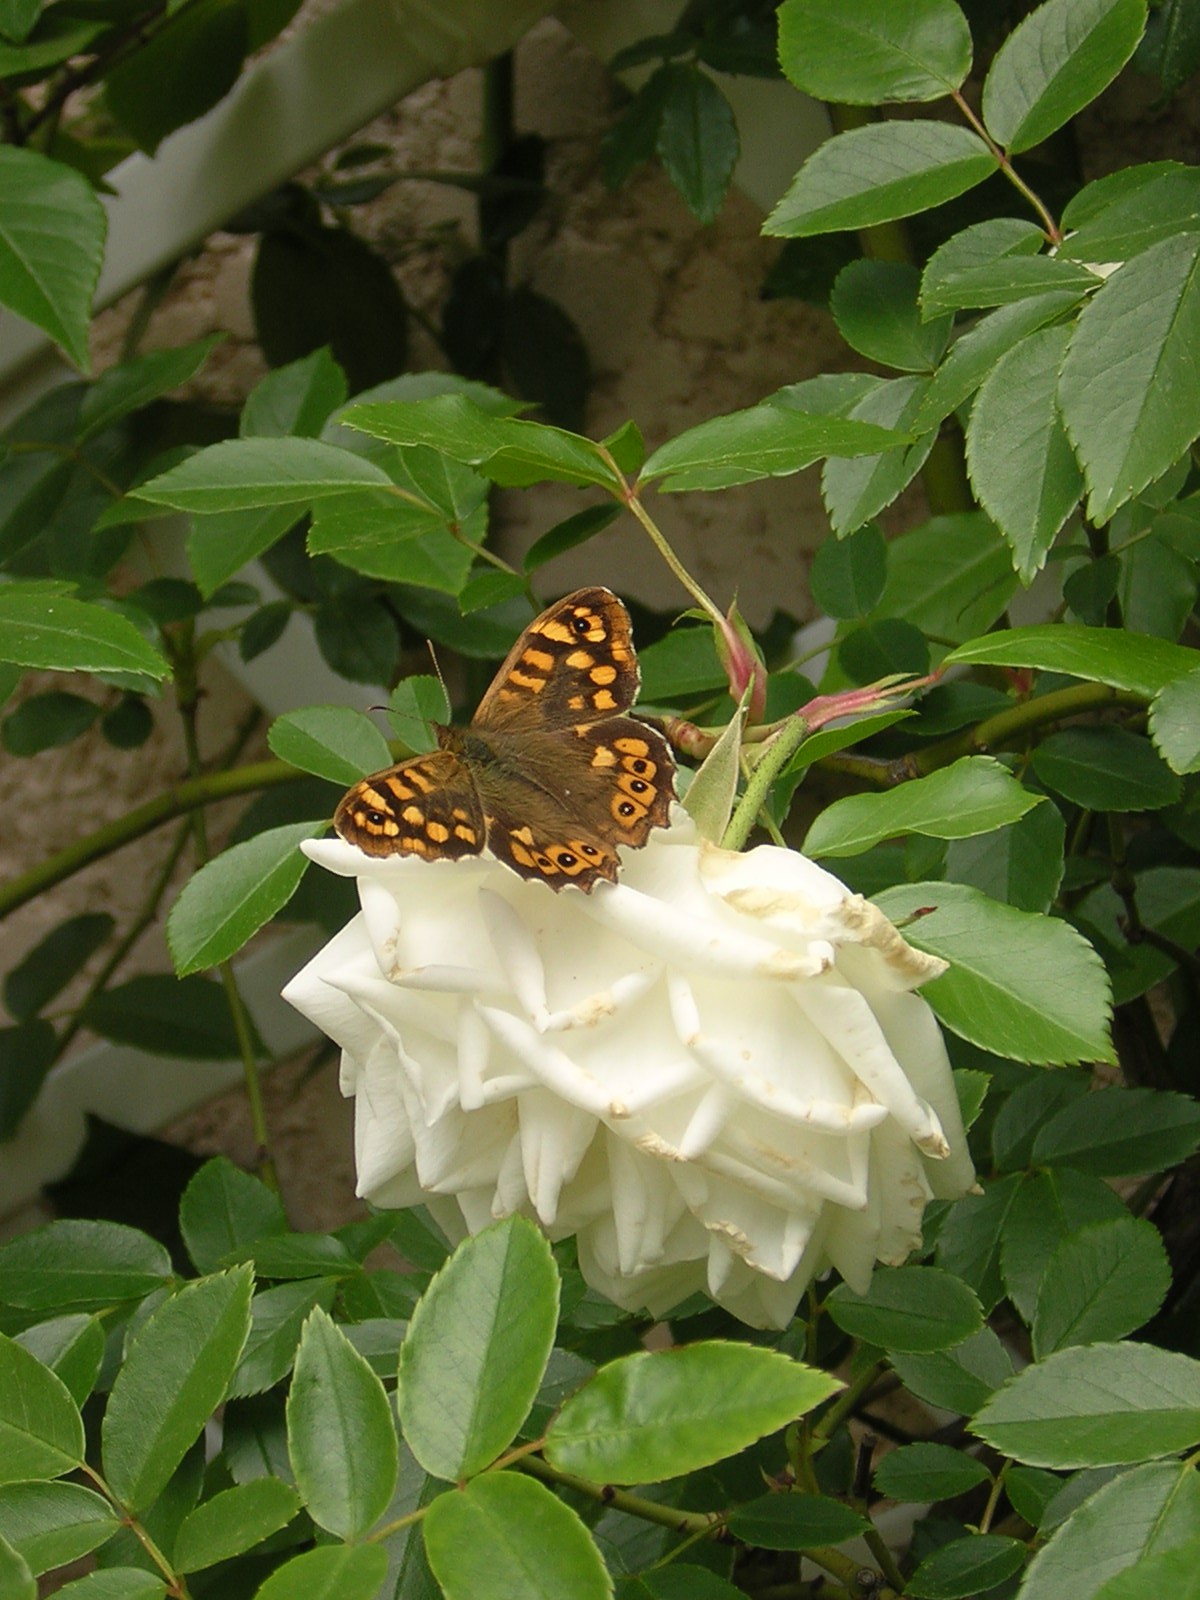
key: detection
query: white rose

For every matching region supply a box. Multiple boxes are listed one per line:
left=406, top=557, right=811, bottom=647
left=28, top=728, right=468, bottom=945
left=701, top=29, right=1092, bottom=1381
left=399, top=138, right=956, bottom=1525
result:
left=282, top=813, right=974, bottom=1329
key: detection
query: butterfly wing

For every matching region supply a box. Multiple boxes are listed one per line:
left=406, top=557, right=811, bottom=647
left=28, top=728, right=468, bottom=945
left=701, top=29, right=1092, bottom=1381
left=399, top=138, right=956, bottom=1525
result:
left=333, top=751, right=487, bottom=862
left=473, top=588, right=640, bottom=734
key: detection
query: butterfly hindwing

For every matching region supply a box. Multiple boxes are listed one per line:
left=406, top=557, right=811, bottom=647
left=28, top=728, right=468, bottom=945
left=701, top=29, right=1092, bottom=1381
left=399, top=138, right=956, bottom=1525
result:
left=333, top=751, right=486, bottom=862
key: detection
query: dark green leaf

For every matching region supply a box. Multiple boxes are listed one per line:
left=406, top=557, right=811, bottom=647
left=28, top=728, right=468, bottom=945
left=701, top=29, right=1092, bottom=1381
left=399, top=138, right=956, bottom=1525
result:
left=239, top=599, right=292, bottom=662
left=874, top=513, right=1017, bottom=642
left=252, top=1543, right=389, bottom=1600
left=178, top=1157, right=287, bottom=1275
left=524, top=504, right=621, bottom=572
left=3, top=690, right=100, bottom=756
left=944, top=799, right=1066, bottom=912
left=241, top=347, right=348, bottom=440
left=4, top=912, right=111, bottom=1024
left=725, top=1494, right=868, bottom=1549
left=79, top=337, right=223, bottom=442
left=810, top=523, right=888, bottom=618
left=188, top=505, right=301, bottom=598
left=908, top=1532, right=1026, bottom=1599
left=777, top=0, right=973, bottom=101
left=1032, top=1216, right=1171, bottom=1356
left=1031, top=726, right=1181, bottom=811
left=656, top=63, right=739, bottom=225
left=101, top=695, right=154, bottom=749
left=173, top=1477, right=300, bottom=1572
left=0, top=1219, right=172, bottom=1312
left=822, top=376, right=936, bottom=535
left=935, top=1173, right=1024, bottom=1312
left=0, top=1480, right=118, bottom=1576
left=890, top=1327, right=1014, bottom=1416
left=314, top=594, right=400, bottom=684
left=1060, top=162, right=1200, bottom=261
left=229, top=1278, right=338, bottom=1398
left=838, top=617, right=930, bottom=682
left=945, top=622, right=1198, bottom=695
left=0, top=1333, right=83, bottom=1483
left=1032, top=1085, right=1200, bottom=1177
left=827, top=1266, right=982, bottom=1353
left=831, top=260, right=951, bottom=373
left=0, top=1534, right=33, bottom=1600
left=873, top=1442, right=992, bottom=1502
left=1000, top=1167, right=1126, bottom=1321
left=0, top=147, right=106, bottom=368
left=1151, top=666, right=1200, bottom=773
left=81, top=974, right=247, bottom=1059
left=604, top=67, right=673, bottom=189
left=104, top=0, right=247, bottom=154
left=638, top=626, right=724, bottom=701
left=13, top=1314, right=104, bottom=1409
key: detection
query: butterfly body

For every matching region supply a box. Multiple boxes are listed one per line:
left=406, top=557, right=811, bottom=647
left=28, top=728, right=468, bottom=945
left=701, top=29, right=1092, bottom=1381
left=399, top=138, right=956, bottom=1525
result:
left=334, top=588, right=676, bottom=891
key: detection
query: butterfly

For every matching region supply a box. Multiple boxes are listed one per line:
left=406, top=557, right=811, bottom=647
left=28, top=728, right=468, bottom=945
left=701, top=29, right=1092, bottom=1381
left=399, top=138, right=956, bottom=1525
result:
left=334, top=587, right=676, bottom=891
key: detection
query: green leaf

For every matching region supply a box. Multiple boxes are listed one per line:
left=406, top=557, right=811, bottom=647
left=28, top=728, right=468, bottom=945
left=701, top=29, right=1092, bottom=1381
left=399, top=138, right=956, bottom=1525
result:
left=13, top=1315, right=104, bottom=1411
left=1032, top=1085, right=1200, bottom=1176
left=424, top=1472, right=612, bottom=1600
left=102, top=1267, right=253, bottom=1511
left=251, top=1543, right=389, bottom=1600
left=0, top=1220, right=172, bottom=1312
left=173, top=1478, right=300, bottom=1571
left=764, top=122, right=996, bottom=239
left=0, top=1480, right=117, bottom=1575
left=944, top=800, right=1066, bottom=913
left=806, top=757, right=1039, bottom=858
left=3, top=689, right=100, bottom=755
left=0, top=589, right=169, bottom=680
left=0, top=1333, right=83, bottom=1483
left=1031, top=726, right=1181, bottom=811
left=890, top=1328, right=1013, bottom=1416
left=914, top=291, right=1087, bottom=432
left=247, top=1233, right=357, bottom=1280
left=827, top=1266, right=982, bottom=1353
left=972, top=1342, right=1200, bottom=1467
left=655, top=63, right=738, bottom=225
left=545, top=1342, right=838, bottom=1485
left=0, top=147, right=106, bottom=369
left=241, top=347, right=348, bottom=439
left=999, top=1168, right=1126, bottom=1320
left=982, top=0, right=1148, bottom=153
left=682, top=694, right=748, bottom=844
left=399, top=1217, right=559, bottom=1482
left=641, top=402, right=906, bottom=492
left=923, top=253, right=1099, bottom=318
left=725, top=1494, right=868, bottom=1549
left=831, top=260, right=952, bottom=373
left=1093, top=1538, right=1200, bottom=1600
left=78, top=337, right=224, bottom=442
left=944, top=622, right=1198, bottom=696
left=523, top=504, right=621, bottom=572
left=777, top=0, right=972, bottom=102
left=908, top=1533, right=1026, bottom=1599
left=81, top=974, right=247, bottom=1059
left=873, top=881, right=1115, bottom=1065
left=138, top=437, right=394, bottom=513
left=638, top=626, right=725, bottom=701
left=617, top=1569, right=742, bottom=1600
left=810, top=523, right=888, bottom=619
left=167, top=821, right=325, bottom=976
left=965, top=325, right=1083, bottom=581
left=1032, top=1217, right=1171, bottom=1357
left=267, top=706, right=392, bottom=786
left=4, top=912, right=112, bottom=1023
left=1150, top=666, right=1200, bottom=773
left=1060, top=162, right=1200, bottom=262
left=1118, top=529, right=1196, bottom=642
left=342, top=395, right=619, bottom=491
left=386, top=675, right=447, bottom=753
left=0, top=1535, right=33, bottom=1600
left=103, top=0, right=248, bottom=154
left=1059, top=233, right=1200, bottom=522
left=178, top=1157, right=287, bottom=1275
left=874, top=512, right=1018, bottom=641
left=822, top=376, right=936, bottom=535
left=229, top=1278, right=338, bottom=1397
left=287, top=1306, right=397, bottom=1537
left=1020, top=1461, right=1200, bottom=1600
left=873, top=1441, right=992, bottom=1502
left=188, top=506, right=300, bottom=598
left=935, top=1174, right=1024, bottom=1312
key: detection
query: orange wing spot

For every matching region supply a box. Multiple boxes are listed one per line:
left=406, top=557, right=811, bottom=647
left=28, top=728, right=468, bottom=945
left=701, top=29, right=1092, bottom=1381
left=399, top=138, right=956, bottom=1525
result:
left=591, top=745, right=617, bottom=768
left=509, top=839, right=537, bottom=868
left=426, top=821, right=450, bottom=843
left=507, top=670, right=547, bottom=693
left=522, top=647, right=555, bottom=671
left=383, top=820, right=400, bottom=836
left=512, top=824, right=535, bottom=845
left=611, top=644, right=632, bottom=662
left=566, top=648, right=595, bottom=669
left=402, top=805, right=424, bottom=825
left=538, top=621, right=576, bottom=643
left=405, top=835, right=429, bottom=854
left=406, top=767, right=436, bottom=794
left=382, top=779, right=413, bottom=801
left=590, top=664, right=617, bottom=685
left=591, top=689, right=618, bottom=712
left=452, top=808, right=471, bottom=822
left=568, top=694, right=586, bottom=711
left=454, top=824, right=478, bottom=844
left=614, top=736, right=650, bottom=756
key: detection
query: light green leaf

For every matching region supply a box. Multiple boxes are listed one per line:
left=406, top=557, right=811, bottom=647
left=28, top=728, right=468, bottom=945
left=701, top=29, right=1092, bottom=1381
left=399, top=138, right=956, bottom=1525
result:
left=765, top=122, right=997, bottom=239
left=424, top=1472, right=612, bottom=1600
left=944, top=799, right=1066, bottom=912
left=251, top=1543, right=389, bottom=1600
left=0, top=589, right=170, bottom=679
left=1093, top=1537, right=1200, bottom=1600
left=683, top=695, right=747, bottom=844
left=398, top=1218, right=559, bottom=1482
left=41, top=1570, right=167, bottom=1599
left=102, top=1267, right=254, bottom=1512
left=830, top=261, right=952, bottom=372
left=0, top=1220, right=172, bottom=1312
left=924, top=256, right=1098, bottom=316
left=641, top=402, right=906, bottom=492
left=777, top=0, right=973, bottom=102
left=944, top=622, right=1198, bottom=696
left=822, top=376, right=936, bottom=534
left=167, top=821, right=326, bottom=976
left=1032, top=1217, right=1171, bottom=1356
left=965, top=325, right=1083, bottom=581
left=287, top=1306, right=398, bottom=1537
left=873, top=880, right=1115, bottom=1065
left=173, top=1478, right=300, bottom=1572
left=545, top=1343, right=838, bottom=1485
left=827, top=1266, right=982, bottom=1353
left=268, top=706, right=392, bottom=786
left=805, top=756, right=1039, bottom=857
left=0, top=147, right=106, bottom=369
left=241, top=347, right=348, bottom=439
left=1020, top=1462, right=1200, bottom=1600
left=178, top=1157, right=287, bottom=1276
left=982, top=0, right=1148, bottom=153
left=1150, top=666, right=1200, bottom=772
left=138, top=437, right=394, bottom=513
left=14, top=1314, right=105, bottom=1409
left=1059, top=233, right=1200, bottom=522
left=0, top=1481, right=117, bottom=1576
left=1060, top=162, right=1200, bottom=262
left=873, top=1441, right=992, bottom=1502
left=0, top=1334, right=84, bottom=1484
left=188, top=506, right=300, bottom=598
left=972, top=1342, right=1200, bottom=1467
left=0, top=1534, right=34, bottom=1600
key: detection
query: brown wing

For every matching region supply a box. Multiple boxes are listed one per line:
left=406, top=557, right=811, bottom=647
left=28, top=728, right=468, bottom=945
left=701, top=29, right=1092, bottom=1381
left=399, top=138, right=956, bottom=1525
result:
left=472, top=587, right=640, bottom=734
left=472, top=716, right=676, bottom=893
left=333, top=750, right=487, bottom=862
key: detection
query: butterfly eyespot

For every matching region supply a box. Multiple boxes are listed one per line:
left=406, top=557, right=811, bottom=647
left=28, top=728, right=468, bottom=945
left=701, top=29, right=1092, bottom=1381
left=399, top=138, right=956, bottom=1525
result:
left=366, top=810, right=387, bottom=826
left=580, top=844, right=599, bottom=857
left=571, top=614, right=592, bottom=635
left=629, top=779, right=649, bottom=794
left=557, top=852, right=578, bottom=868
left=618, top=801, right=636, bottom=817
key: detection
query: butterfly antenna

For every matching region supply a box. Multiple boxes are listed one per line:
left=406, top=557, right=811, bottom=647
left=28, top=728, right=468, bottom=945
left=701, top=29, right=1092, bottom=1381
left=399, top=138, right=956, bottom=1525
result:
left=427, top=640, right=451, bottom=716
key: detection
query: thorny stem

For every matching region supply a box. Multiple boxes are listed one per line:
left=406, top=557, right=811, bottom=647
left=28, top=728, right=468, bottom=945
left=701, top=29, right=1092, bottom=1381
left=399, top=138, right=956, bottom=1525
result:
left=722, top=717, right=811, bottom=851
left=517, top=1453, right=720, bottom=1536
left=951, top=90, right=1063, bottom=244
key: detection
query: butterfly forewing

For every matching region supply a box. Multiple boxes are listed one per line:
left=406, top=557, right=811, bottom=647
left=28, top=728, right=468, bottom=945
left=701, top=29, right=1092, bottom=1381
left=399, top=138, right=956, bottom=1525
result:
left=333, top=751, right=486, bottom=862
left=333, top=587, right=677, bottom=890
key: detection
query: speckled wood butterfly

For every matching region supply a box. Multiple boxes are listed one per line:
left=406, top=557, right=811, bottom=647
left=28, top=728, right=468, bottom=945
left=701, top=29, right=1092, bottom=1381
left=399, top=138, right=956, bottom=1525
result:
left=334, top=587, right=676, bottom=891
